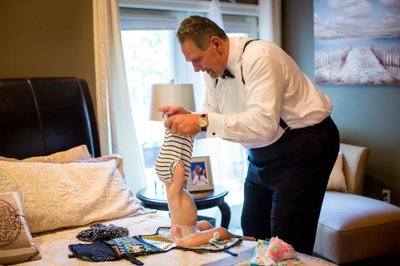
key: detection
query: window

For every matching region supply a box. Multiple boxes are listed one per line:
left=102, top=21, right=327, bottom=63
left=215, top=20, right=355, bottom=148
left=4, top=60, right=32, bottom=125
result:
left=120, top=5, right=258, bottom=206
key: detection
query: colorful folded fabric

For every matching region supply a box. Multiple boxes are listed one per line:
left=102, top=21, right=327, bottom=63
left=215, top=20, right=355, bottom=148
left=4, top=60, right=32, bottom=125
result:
left=267, top=236, right=297, bottom=262
left=250, top=237, right=302, bottom=266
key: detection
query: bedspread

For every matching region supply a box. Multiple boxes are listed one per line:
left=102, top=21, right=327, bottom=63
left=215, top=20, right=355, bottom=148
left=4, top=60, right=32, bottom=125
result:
left=14, top=213, right=256, bottom=266
left=13, top=212, right=337, bottom=266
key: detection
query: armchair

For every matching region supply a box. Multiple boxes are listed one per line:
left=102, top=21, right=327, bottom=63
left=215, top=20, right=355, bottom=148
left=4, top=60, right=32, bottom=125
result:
left=314, top=143, right=400, bottom=264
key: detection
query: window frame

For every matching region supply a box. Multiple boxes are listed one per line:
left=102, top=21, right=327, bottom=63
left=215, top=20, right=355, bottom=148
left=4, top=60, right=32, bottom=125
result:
left=119, top=0, right=259, bottom=17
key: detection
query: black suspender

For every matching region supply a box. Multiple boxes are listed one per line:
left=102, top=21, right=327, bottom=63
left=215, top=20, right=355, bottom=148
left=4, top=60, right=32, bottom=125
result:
left=241, top=39, right=259, bottom=84
left=279, top=119, right=291, bottom=132
left=242, top=39, right=291, bottom=132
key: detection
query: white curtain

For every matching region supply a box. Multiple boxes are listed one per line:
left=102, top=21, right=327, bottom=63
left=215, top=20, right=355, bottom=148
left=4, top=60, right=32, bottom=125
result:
left=92, top=0, right=146, bottom=193
left=259, top=0, right=281, bottom=46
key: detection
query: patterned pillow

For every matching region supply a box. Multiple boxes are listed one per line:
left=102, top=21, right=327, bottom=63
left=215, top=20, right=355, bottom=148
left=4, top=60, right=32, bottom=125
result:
left=0, top=156, right=144, bottom=234
left=0, top=191, right=40, bottom=264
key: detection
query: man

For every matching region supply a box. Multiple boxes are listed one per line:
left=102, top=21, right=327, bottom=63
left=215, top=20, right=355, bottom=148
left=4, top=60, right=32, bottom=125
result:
left=160, top=15, right=339, bottom=255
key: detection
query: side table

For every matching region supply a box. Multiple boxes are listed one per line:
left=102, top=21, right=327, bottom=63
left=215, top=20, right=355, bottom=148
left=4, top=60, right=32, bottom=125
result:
left=136, top=185, right=231, bottom=228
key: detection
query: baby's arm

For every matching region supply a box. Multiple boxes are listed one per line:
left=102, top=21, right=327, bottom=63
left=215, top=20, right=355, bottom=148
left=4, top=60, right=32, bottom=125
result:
left=166, top=162, right=186, bottom=199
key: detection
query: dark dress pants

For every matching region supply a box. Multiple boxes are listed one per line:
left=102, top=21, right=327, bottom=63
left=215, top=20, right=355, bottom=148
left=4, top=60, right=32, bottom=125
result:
left=241, top=116, right=339, bottom=255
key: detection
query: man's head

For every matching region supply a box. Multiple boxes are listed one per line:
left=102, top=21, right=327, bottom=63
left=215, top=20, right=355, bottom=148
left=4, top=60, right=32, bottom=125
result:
left=176, top=16, right=229, bottom=79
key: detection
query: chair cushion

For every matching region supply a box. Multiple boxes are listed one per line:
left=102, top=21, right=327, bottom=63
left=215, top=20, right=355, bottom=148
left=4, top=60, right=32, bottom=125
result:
left=314, top=192, right=400, bottom=264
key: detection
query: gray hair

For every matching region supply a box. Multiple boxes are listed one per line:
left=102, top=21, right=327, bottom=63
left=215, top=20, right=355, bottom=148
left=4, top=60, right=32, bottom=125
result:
left=176, top=15, right=228, bottom=50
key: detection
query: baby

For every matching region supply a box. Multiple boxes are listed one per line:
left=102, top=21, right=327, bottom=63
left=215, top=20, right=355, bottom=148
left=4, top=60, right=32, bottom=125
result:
left=155, top=128, right=255, bottom=247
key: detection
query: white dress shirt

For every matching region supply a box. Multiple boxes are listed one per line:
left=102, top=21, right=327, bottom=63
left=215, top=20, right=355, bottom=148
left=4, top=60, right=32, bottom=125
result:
left=204, top=37, right=333, bottom=149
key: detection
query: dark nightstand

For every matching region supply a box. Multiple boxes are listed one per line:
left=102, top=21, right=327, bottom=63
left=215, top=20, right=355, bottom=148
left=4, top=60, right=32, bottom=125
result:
left=136, top=185, right=231, bottom=228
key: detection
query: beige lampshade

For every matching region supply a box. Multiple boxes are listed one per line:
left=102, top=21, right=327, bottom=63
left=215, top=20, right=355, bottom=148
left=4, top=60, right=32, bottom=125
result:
left=150, top=83, right=195, bottom=121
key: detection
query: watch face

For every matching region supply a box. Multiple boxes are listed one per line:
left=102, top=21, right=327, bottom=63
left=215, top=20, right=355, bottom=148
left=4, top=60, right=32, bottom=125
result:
left=199, top=119, right=208, bottom=127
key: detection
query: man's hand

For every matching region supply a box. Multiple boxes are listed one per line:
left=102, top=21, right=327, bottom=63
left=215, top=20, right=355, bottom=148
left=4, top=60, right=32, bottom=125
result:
left=164, top=113, right=201, bottom=137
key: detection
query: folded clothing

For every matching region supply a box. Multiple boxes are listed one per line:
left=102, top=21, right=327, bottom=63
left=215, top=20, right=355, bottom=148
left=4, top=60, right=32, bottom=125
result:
left=69, top=241, right=119, bottom=262
left=76, top=224, right=129, bottom=242
left=251, top=237, right=300, bottom=266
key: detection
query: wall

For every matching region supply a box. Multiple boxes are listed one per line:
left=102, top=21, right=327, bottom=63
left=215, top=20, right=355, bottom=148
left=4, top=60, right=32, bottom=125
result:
left=0, top=0, right=96, bottom=100
left=282, top=0, right=400, bottom=206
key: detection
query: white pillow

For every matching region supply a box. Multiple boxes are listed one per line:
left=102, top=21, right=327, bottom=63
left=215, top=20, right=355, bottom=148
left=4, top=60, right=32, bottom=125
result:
left=85, top=154, right=125, bottom=177
left=0, top=191, right=40, bottom=264
left=0, top=156, right=144, bottom=234
left=0, top=144, right=92, bottom=162
left=326, top=152, right=347, bottom=192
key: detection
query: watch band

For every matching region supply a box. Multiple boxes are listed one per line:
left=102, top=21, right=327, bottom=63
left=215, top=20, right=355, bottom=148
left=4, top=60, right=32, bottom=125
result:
left=199, top=114, right=208, bottom=132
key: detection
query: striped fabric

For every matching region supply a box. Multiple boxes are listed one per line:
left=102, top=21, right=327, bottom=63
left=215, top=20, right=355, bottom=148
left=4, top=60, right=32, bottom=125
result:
left=155, top=129, right=194, bottom=183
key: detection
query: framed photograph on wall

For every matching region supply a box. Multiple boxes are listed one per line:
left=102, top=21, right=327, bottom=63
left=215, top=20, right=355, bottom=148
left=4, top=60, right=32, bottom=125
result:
left=313, top=0, right=400, bottom=85
left=187, top=156, right=214, bottom=192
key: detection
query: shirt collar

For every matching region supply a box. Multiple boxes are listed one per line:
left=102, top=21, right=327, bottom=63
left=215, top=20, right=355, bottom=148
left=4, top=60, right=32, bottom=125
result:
left=225, top=37, right=249, bottom=79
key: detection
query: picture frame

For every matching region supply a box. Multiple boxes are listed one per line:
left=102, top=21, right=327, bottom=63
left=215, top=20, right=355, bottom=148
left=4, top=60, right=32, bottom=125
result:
left=187, top=156, right=214, bottom=192
left=313, top=0, right=400, bottom=85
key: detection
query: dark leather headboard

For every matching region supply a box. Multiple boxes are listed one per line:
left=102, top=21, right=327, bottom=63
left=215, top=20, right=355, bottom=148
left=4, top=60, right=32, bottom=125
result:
left=0, top=77, right=101, bottom=159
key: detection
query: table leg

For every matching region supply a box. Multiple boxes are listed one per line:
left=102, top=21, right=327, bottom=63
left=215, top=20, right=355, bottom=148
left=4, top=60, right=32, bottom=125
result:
left=218, top=201, right=231, bottom=229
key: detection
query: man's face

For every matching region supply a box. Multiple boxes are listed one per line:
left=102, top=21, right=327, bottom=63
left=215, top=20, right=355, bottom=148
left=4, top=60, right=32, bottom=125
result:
left=181, top=38, right=225, bottom=79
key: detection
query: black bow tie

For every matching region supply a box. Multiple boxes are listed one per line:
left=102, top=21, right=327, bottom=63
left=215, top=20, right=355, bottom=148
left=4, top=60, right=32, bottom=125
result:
left=221, top=69, right=235, bottom=79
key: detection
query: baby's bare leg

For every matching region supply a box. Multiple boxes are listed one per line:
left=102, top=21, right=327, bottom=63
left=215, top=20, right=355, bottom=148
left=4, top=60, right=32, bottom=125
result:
left=185, top=227, right=256, bottom=247
left=197, top=220, right=214, bottom=231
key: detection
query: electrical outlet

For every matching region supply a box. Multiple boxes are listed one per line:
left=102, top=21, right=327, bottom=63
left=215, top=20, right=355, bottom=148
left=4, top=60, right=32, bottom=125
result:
left=382, top=189, right=391, bottom=203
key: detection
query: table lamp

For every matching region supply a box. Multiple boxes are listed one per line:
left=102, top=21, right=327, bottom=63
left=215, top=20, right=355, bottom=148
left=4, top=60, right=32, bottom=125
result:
left=150, top=83, right=196, bottom=120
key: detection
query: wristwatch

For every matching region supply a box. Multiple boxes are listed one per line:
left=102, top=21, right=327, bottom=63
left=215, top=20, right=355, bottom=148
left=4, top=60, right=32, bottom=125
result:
left=198, top=114, right=209, bottom=132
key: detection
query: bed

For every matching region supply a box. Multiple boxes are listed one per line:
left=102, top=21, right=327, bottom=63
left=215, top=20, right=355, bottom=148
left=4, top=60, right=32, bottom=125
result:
left=0, top=77, right=336, bottom=266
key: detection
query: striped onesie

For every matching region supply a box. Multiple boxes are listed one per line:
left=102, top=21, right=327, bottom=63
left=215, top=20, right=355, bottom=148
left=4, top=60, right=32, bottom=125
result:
left=155, top=129, right=194, bottom=183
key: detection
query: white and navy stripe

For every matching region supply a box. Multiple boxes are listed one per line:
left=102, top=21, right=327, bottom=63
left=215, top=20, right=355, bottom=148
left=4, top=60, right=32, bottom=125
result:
left=155, top=129, right=194, bottom=183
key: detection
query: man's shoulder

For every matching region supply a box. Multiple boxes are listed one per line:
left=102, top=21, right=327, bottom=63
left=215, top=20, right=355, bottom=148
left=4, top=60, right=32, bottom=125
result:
left=229, top=36, right=250, bottom=47
left=241, top=39, right=284, bottom=59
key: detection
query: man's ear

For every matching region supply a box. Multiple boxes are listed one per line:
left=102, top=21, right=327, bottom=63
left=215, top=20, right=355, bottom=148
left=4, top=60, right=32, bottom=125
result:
left=210, top=36, right=223, bottom=53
